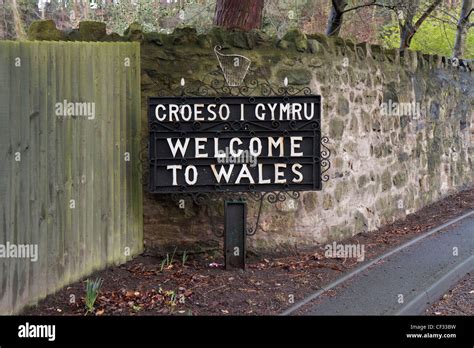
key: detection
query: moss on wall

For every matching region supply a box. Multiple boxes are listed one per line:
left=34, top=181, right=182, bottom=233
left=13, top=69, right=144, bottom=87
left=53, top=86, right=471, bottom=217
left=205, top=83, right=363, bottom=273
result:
left=26, top=20, right=474, bottom=253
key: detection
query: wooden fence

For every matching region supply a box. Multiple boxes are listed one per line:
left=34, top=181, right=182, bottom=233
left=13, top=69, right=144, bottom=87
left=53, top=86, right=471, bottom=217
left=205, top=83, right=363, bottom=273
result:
left=0, top=41, right=143, bottom=314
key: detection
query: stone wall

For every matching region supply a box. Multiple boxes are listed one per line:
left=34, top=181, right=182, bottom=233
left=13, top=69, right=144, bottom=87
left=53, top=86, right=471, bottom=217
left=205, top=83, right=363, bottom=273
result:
left=29, top=21, right=474, bottom=253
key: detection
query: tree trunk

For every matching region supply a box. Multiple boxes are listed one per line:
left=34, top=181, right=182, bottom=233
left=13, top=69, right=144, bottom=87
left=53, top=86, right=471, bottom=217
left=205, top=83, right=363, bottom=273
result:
left=399, top=22, right=415, bottom=50
left=213, top=0, right=264, bottom=31
left=11, top=0, right=26, bottom=39
left=326, top=0, right=348, bottom=36
left=0, top=1, right=4, bottom=39
left=453, top=0, right=472, bottom=58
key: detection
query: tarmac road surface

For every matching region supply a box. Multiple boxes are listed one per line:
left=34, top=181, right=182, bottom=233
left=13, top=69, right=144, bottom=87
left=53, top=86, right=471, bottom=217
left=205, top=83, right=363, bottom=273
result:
left=285, top=211, right=474, bottom=315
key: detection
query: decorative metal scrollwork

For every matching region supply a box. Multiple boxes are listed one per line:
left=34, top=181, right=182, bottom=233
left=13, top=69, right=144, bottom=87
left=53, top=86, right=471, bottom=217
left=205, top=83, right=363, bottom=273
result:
left=321, top=136, right=331, bottom=182
left=153, top=67, right=314, bottom=99
left=175, top=190, right=301, bottom=237
left=245, top=191, right=301, bottom=236
left=145, top=66, right=331, bottom=236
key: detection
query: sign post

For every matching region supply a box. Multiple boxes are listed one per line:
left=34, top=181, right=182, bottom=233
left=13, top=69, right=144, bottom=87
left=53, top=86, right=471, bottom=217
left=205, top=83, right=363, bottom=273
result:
left=224, top=201, right=246, bottom=270
left=148, top=93, right=325, bottom=270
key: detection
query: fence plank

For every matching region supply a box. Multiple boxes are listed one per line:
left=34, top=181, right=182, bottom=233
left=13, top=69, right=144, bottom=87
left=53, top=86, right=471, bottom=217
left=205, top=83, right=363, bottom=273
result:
left=97, top=43, right=108, bottom=269
left=90, top=42, right=101, bottom=272
left=55, top=41, right=67, bottom=289
left=0, top=41, right=143, bottom=314
left=76, top=42, right=86, bottom=279
left=0, top=42, right=12, bottom=313
left=0, top=42, right=7, bottom=312
left=125, top=44, right=133, bottom=258
left=122, top=44, right=129, bottom=261
left=8, top=42, right=19, bottom=313
left=47, top=42, right=59, bottom=295
left=133, top=43, right=143, bottom=254
left=19, top=42, right=31, bottom=306
left=36, top=42, right=47, bottom=302
left=28, top=42, right=40, bottom=311
left=115, top=44, right=122, bottom=265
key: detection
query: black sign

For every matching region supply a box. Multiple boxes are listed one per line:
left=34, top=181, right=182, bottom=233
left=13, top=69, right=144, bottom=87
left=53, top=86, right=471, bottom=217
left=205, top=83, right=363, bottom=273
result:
left=148, top=96, right=322, bottom=193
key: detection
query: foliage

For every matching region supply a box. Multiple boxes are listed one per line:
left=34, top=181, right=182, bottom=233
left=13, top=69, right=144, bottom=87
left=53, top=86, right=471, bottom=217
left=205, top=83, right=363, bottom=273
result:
left=182, top=250, right=188, bottom=266
left=0, top=1, right=470, bottom=58
left=81, top=0, right=216, bottom=34
left=380, top=6, right=473, bottom=58
left=84, top=277, right=104, bottom=314
left=160, top=247, right=178, bottom=271
left=90, top=0, right=163, bottom=34
left=0, top=0, right=38, bottom=39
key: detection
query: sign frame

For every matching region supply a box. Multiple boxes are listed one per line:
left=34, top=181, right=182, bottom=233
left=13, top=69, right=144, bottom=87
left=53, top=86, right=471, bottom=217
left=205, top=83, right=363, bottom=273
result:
left=147, top=95, right=323, bottom=194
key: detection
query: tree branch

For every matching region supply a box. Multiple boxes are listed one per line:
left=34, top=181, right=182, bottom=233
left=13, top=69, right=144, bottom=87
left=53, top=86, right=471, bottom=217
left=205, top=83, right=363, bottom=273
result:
left=465, top=8, right=473, bottom=20
left=341, top=0, right=376, bottom=13
left=413, top=0, right=442, bottom=31
left=428, top=14, right=457, bottom=26
left=436, top=7, right=460, bottom=22
left=341, top=1, right=398, bottom=14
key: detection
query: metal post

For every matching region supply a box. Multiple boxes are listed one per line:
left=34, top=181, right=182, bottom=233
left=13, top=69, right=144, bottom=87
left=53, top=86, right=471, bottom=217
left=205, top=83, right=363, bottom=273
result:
left=224, top=200, right=246, bottom=270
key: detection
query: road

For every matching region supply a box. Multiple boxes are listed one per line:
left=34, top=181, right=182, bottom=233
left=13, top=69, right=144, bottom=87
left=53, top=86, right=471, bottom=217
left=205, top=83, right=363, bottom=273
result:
left=284, top=211, right=474, bottom=315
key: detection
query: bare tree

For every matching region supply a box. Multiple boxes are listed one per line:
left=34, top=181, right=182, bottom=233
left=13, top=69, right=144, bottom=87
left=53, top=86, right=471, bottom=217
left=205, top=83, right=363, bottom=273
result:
left=213, top=0, right=265, bottom=31
left=326, top=0, right=384, bottom=37
left=397, top=0, right=443, bottom=50
left=453, top=0, right=472, bottom=58
left=325, top=0, right=443, bottom=51
left=326, top=0, right=348, bottom=36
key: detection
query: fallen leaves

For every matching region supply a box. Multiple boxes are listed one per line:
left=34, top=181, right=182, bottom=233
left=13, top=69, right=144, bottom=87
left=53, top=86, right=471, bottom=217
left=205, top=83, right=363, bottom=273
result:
left=23, top=187, right=474, bottom=317
left=91, top=286, right=194, bottom=315
left=125, top=263, right=157, bottom=277
left=428, top=274, right=473, bottom=315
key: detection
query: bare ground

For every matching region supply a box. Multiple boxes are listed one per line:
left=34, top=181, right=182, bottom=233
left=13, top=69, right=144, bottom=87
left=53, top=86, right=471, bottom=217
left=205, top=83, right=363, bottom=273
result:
left=22, top=187, right=474, bottom=316
left=426, top=273, right=473, bottom=316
